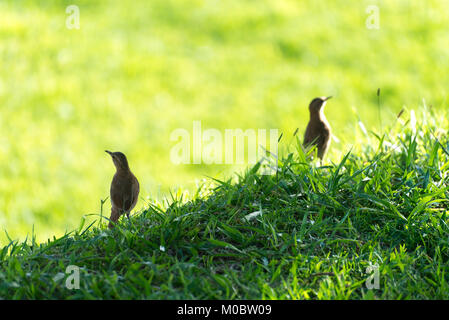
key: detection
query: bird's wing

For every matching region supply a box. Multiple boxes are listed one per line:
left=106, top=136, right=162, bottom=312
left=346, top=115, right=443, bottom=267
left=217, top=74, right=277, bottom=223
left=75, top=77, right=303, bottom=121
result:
left=119, top=175, right=139, bottom=213
left=129, top=176, right=140, bottom=211
left=304, top=124, right=321, bottom=147
left=111, top=174, right=133, bottom=211
left=303, top=124, right=312, bottom=146
left=317, top=125, right=330, bottom=146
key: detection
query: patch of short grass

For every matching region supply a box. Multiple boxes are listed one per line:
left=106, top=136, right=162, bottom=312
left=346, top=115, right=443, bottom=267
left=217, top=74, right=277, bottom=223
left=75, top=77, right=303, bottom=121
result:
left=0, top=107, right=448, bottom=299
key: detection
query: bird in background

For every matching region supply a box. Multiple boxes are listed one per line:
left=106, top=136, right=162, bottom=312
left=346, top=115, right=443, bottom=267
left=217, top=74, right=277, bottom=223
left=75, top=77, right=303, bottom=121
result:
left=105, top=150, right=140, bottom=229
left=303, top=96, right=333, bottom=163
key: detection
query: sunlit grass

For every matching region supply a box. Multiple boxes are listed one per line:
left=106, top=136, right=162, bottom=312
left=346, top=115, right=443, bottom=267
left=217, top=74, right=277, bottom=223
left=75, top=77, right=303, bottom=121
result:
left=0, top=106, right=448, bottom=299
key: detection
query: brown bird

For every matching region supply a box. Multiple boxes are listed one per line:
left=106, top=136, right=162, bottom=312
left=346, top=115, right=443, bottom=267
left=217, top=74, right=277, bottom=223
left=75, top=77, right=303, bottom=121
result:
left=105, top=150, right=140, bottom=228
left=303, top=96, right=333, bottom=162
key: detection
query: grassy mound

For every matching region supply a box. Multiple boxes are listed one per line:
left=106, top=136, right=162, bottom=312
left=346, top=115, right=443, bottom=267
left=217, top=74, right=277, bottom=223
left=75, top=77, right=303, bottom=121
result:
left=1, top=108, right=448, bottom=299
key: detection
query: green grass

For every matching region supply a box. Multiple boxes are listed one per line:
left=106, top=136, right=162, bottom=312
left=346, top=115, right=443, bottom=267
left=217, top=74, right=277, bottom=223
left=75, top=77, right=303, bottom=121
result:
left=1, top=107, right=448, bottom=299
left=1, top=0, right=449, bottom=244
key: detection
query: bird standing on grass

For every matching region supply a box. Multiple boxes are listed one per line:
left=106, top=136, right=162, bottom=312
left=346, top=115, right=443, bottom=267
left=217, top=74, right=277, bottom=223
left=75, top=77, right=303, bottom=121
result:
left=303, top=96, right=333, bottom=162
left=105, top=151, right=140, bottom=229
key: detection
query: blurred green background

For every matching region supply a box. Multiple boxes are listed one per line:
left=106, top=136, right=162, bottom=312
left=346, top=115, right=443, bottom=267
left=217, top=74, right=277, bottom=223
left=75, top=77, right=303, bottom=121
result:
left=0, top=0, right=448, bottom=245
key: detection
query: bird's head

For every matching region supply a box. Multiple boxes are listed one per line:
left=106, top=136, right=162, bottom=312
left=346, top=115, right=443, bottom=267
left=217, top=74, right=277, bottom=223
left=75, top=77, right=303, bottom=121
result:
left=105, top=150, right=129, bottom=170
left=309, top=96, right=332, bottom=114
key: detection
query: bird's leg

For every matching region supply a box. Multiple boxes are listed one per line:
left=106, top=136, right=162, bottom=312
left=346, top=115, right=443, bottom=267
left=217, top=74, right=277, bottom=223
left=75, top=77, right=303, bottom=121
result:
left=125, top=211, right=132, bottom=229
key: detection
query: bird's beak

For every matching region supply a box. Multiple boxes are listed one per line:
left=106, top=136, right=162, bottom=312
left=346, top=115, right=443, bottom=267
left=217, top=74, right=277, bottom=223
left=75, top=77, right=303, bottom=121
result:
left=324, top=96, right=333, bottom=101
left=105, top=150, right=113, bottom=156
